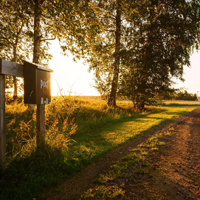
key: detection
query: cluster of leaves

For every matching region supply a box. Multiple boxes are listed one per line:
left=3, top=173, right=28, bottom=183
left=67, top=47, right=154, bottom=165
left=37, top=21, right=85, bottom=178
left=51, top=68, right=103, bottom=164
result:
left=0, top=0, right=33, bottom=62
left=118, top=0, right=200, bottom=109
left=0, top=0, right=89, bottom=97
left=0, top=0, right=34, bottom=97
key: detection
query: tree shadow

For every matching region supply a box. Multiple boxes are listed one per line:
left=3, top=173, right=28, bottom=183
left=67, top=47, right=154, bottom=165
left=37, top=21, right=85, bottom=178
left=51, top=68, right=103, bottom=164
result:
left=0, top=145, right=72, bottom=200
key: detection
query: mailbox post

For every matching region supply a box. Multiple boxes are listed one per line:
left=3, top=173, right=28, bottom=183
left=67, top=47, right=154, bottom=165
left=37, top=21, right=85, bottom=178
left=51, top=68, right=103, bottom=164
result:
left=23, top=61, right=53, bottom=147
left=0, top=58, right=24, bottom=166
left=0, top=59, right=53, bottom=166
left=0, top=74, right=6, bottom=165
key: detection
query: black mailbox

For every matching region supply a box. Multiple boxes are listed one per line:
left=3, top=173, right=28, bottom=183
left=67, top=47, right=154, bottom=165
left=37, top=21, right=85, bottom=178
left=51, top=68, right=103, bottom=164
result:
left=23, top=61, right=53, bottom=104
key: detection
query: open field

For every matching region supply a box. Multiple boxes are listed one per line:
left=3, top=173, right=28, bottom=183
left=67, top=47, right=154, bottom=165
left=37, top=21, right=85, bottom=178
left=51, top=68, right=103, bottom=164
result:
left=0, top=97, right=196, bottom=200
left=160, top=100, right=200, bottom=107
left=53, top=96, right=200, bottom=106
left=163, top=100, right=200, bottom=105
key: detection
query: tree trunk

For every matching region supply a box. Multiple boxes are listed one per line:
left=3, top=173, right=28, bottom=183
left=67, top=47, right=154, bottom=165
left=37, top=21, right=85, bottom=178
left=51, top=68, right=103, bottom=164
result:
left=12, top=18, right=24, bottom=101
left=13, top=76, right=17, bottom=101
left=28, top=0, right=41, bottom=111
left=33, top=0, right=41, bottom=64
left=134, top=102, right=145, bottom=111
left=107, top=0, right=121, bottom=107
left=27, top=0, right=42, bottom=110
left=12, top=42, right=18, bottom=101
left=33, top=0, right=45, bottom=148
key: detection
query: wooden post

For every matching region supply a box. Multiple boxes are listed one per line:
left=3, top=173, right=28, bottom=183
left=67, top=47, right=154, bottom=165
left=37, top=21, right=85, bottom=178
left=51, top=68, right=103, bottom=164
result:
left=0, top=74, right=6, bottom=166
left=36, top=104, right=45, bottom=148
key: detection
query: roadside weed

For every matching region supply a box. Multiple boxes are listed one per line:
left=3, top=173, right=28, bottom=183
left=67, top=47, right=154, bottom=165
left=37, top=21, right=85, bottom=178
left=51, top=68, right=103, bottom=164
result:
left=165, top=131, right=171, bottom=136
left=141, top=162, right=150, bottom=167
left=81, top=185, right=125, bottom=199
left=158, top=141, right=165, bottom=146
left=98, top=164, right=126, bottom=183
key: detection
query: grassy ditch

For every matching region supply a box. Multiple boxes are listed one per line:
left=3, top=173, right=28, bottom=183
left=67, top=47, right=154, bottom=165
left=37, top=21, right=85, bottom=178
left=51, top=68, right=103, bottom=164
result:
left=0, top=96, right=195, bottom=200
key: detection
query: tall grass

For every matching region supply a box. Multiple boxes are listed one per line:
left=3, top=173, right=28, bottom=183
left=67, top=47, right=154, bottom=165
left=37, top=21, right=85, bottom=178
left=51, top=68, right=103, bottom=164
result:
left=0, top=97, right=195, bottom=200
left=5, top=97, right=77, bottom=162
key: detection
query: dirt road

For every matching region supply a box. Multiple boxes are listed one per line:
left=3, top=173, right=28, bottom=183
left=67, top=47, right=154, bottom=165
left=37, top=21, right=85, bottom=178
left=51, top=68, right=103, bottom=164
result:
left=41, top=108, right=200, bottom=200
left=111, top=108, right=200, bottom=200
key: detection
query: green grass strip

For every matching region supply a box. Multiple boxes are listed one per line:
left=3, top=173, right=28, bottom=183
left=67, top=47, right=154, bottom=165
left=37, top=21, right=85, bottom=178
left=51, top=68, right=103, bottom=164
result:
left=159, top=103, right=200, bottom=106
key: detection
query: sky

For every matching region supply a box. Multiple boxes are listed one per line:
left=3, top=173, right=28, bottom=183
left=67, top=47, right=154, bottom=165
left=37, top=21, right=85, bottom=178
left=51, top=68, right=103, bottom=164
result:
left=172, top=50, right=200, bottom=95
left=49, top=40, right=200, bottom=97
left=49, top=40, right=99, bottom=96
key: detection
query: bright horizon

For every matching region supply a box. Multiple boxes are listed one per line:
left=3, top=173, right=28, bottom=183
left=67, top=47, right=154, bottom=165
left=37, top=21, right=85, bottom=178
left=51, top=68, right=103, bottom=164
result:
left=49, top=40, right=200, bottom=97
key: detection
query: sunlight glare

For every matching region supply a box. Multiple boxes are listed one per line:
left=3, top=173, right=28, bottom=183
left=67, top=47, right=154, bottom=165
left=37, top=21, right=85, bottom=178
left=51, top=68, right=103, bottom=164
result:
left=48, top=40, right=99, bottom=97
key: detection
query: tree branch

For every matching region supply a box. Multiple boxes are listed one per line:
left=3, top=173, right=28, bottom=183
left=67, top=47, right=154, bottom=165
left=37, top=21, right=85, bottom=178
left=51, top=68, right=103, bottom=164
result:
left=40, top=36, right=56, bottom=41
left=103, top=29, right=115, bottom=33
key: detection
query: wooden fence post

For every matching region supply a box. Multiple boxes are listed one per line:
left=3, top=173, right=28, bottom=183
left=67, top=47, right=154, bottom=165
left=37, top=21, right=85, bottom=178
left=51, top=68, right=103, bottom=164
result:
left=36, top=104, right=45, bottom=148
left=0, top=74, right=6, bottom=166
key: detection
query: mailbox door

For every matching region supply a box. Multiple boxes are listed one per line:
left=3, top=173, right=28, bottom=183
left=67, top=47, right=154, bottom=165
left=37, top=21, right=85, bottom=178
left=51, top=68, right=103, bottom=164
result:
left=36, top=69, right=51, bottom=104
left=24, top=65, right=36, bottom=104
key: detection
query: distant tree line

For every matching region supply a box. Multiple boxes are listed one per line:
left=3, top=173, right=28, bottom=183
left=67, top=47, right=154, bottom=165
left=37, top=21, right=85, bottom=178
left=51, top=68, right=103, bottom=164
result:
left=160, top=89, right=197, bottom=101
left=1, top=0, right=200, bottom=109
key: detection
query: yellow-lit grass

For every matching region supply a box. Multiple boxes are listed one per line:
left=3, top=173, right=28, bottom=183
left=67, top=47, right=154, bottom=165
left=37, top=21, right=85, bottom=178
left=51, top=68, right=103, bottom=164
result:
left=82, top=185, right=125, bottom=199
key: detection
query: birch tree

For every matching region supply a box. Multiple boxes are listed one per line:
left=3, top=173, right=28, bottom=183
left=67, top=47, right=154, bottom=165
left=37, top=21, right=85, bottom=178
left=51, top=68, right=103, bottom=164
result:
left=84, top=0, right=126, bottom=107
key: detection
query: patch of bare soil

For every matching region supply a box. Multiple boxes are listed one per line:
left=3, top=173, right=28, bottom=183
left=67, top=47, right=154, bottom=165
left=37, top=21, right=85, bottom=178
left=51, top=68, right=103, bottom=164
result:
left=40, top=109, right=200, bottom=200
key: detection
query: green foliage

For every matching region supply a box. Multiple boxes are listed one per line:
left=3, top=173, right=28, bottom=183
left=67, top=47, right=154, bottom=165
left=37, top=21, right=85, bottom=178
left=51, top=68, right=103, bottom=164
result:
left=84, top=0, right=133, bottom=106
left=0, top=0, right=33, bottom=97
left=0, top=0, right=33, bottom=62
left=1, top=0, right=91, bottom=96
left=83, top=0, right=200, bottom=109
left=160, top=89, right=197, bottom=101
left=118, top=0, right=200, bottom=109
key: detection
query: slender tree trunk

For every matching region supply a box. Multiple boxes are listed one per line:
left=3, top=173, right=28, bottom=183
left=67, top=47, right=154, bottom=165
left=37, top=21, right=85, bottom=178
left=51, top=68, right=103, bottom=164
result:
left=107, top=0, right=121, bottom=107
left=13, top=77, right=17, bottom=100
left=33, top=0, right=45, bottom=147
left=12, top=39, right=18, bottom=101
left=28, top=0, right=41, bottom=110
left=12, top=19, right=24, bottom=101
left=33, top=0, right=41, bottom=64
